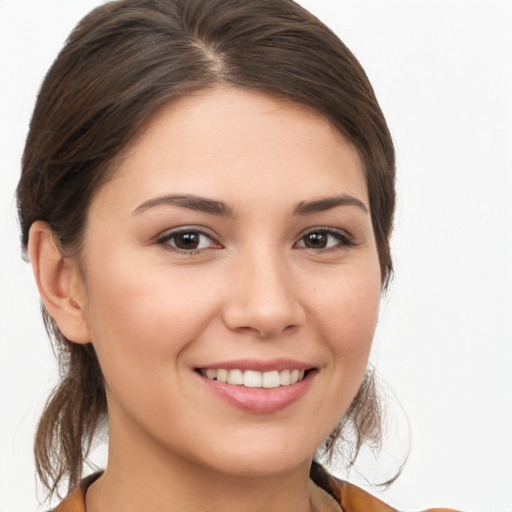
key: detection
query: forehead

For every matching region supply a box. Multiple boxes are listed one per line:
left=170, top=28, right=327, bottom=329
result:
left=91, top=86, right=368, bottom=217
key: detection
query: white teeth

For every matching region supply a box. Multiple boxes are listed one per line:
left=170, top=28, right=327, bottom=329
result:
left=217, top=369, right=228, bottom=383
left=243, top=370, right=262, bottom=388
left=206, top=369, right=217, bottom=380
left=227, top=369, right=244, bottom=385
left=201, top=368, right=308, bottom=388
left=279, top=369, right=291, bottom=386
left=262, top=370, right=280, bottom=388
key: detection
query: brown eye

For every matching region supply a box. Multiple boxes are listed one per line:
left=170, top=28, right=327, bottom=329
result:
left=296, top=229, right=354, bottom=251
left=302, top=232, right=328, bottom=249
left=158, top=229, right=217, bottom=252
left=174, top=232, right=201, bottom=250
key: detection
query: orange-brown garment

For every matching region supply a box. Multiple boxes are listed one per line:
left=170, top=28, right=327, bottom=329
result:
left=51, top=463, right=460, bottom=512
left=309, top=462, right=460, bottom=512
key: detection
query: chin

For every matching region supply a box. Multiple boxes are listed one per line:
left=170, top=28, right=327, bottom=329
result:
left=189, top=431, right=319, bottom=479
left=211, top=453, right=312, bottom=479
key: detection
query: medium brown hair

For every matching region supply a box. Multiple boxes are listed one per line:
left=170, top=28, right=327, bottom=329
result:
left=17, top=0, right=395, bottom=498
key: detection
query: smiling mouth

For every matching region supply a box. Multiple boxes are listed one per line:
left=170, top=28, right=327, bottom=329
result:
left=197, top=368, right=311, bottom=389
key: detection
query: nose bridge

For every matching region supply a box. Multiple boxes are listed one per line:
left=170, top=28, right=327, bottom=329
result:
left=223, top=244, right=305, bottom=337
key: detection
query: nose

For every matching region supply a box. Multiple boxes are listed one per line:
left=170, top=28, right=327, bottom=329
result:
left=222, top=250, right=306, bottom=338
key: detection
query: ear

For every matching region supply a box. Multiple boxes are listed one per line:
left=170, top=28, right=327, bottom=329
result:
left=28, top=221, right=91, bottom=344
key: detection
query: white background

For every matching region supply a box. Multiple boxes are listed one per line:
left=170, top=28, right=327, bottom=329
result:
left=1, top=1, right=511, bottom=511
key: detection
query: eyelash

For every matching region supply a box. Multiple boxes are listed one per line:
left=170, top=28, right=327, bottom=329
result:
left=156, top=227, right=220, bottom=255
left=296, top=228, right=356, bottom=252
left=156, top=227, right=356, bottom=255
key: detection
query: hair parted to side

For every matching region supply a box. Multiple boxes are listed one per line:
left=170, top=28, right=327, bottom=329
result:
left=17, top=0, right=396, bottom=498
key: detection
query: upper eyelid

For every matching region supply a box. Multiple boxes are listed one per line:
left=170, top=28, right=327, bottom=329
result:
left=299, top=226, right=354, bottom=239
left=301, top=226, right=348, bottom=234
left=156, top=225, right=219, bottom=241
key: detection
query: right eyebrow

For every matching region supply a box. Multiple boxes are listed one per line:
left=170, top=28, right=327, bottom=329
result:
left=131, top=194, right=237, bottom=217
left=132, top=194, right=236, bottom=217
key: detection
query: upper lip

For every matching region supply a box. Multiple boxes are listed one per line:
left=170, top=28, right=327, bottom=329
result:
left=195, top=358, right=315, bottom=372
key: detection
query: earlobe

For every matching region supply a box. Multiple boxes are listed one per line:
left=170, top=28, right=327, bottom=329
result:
left=28, top=221, right=91, bottom=344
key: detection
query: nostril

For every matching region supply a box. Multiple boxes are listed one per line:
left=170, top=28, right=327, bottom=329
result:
left=254, top=323, right=298, bottom=339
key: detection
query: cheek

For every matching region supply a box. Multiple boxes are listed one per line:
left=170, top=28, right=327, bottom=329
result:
left=316, top=267, right=381, bottom=346
left=293, top=265, right=381, bottom=443
left=312, top=265, right=381, bottom=393
left=80, top=252, right=219, bottom=390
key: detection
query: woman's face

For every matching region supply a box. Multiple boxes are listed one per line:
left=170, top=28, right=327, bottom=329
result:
left=75, top=87, right=381, bottom=477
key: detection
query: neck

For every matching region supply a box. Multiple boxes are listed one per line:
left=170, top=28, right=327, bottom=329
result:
left=86, top=413, right=315, bottom=512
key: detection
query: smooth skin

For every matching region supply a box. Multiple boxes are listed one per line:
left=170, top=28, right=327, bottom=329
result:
left=29, top=87, right=382, bottom=512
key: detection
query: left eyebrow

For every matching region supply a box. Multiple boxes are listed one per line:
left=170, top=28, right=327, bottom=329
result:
left=293, top=195, right=368, bottom=215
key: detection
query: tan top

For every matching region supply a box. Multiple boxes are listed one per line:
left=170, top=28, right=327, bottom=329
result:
left=51, top=462, right=461, bottom=512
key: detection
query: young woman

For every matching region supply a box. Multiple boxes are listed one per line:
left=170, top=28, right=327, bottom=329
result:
left=17, top=0, right=459, bottom=510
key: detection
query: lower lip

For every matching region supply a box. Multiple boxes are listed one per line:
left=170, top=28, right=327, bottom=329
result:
left=197, top=371, right=314, bottom=414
